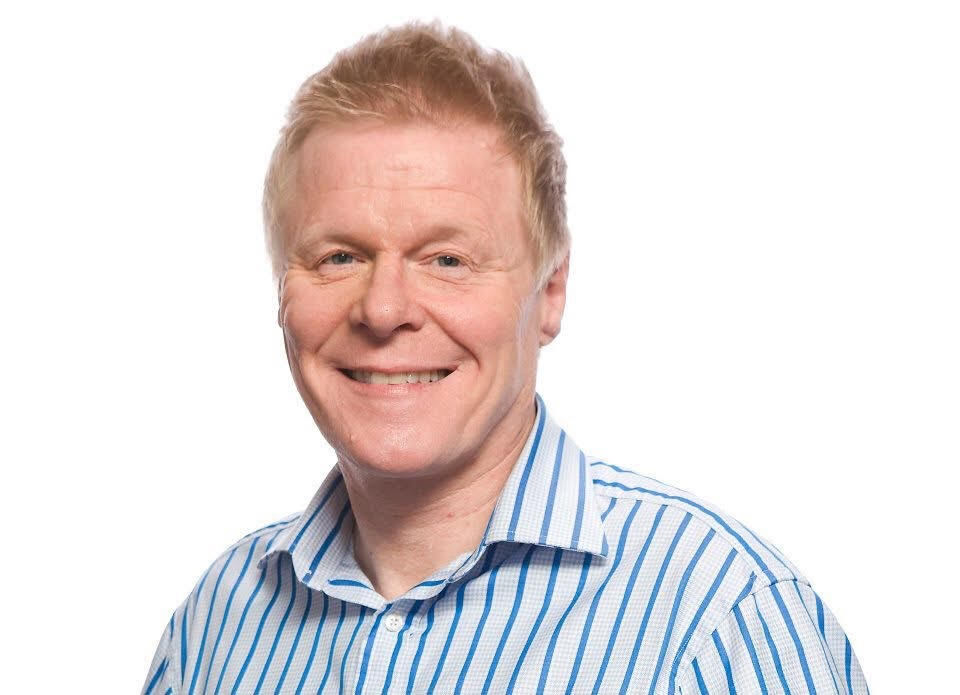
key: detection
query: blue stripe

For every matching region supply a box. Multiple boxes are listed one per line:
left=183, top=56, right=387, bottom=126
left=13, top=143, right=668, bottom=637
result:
left=293, top=591, right=327, bottom=694
left=845, top=636, right=853, bottom=693
left=354, top=608, right=387, bottom=693
left=591, top=504, right=666, bottom=693
left=314, top=598, right=346, bottom=694
left=180, top=593, right=190, bottom=683
left=769, top=583, right=818, bottom=695
left=506, top=401, right=547, bottom=539
left=538, top=429, right=566, bottom=544
left=144, top=659, right=167, bottom=695
left=538, top=552, right=593, bottom=690
left=381, top=600, right=423, bottom=694
left=181, top=566, right=214, bottom=688
left=338, top=607, right=368, bottom=695
left=571, top=450, right=587, bottom=547
left=230, top=561, right=285, bottom=695
left=600, top=495, right=618, bottom=522
left=200, top=538, right=260, bottom=695
left=302, top=502, right=351, bottom=582
left=592, top=479, right=777, bottom=583
left=613, top=507, right=685, bottom=692
left=642, top=515, right=701, bottom=695
left=755, top=598, right=792, bottom=695
left=455, top=552, right=501, bottom=693
left=534, top=496, right=617, bottom=690
left=792, top=583, right=844, bottom=695
left=692, top=658, right=710, bottom=695
left=733, top=603, right=769, bottom=695
left=287, top=476, right=344, bottom=553
left=563, top=500, right=645, bottom=694
left=406, top=584, right=450, bottom=693
left=816, top=594, right=825, bottom=635
left=187, top=548, right=237, bottom=694
left=428, top=577, right=469, bottom=692
left=328, top=579, right=370, bottom=588
left=734, top=574, right=758, bottom=605
left=589, top=460, right=635, bottom=475
left=415, top=578, right=446, bottom=587
left=253, top=560, right=299, bottom=694
left=274, top=575, right=312, bottom=694
left=481, top=545, right=536, bottom=694
left=667, top=550, right=741, bottom=694
left=712, top=630, right=737, bottom=695
left=213, top=562, right=270, bottom=695
left=508, top=547, right=563, bottom=693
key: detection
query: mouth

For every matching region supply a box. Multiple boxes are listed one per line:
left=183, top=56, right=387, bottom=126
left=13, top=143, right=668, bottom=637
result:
left=338, top=368, right=453, bottom=385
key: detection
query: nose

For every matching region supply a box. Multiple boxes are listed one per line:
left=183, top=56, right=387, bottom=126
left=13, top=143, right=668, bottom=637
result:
left=349, top=255, right=424, bottom=338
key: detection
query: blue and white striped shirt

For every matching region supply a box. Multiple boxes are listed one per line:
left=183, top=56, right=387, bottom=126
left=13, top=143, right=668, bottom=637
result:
left=143, top=395, right=869, bottom=694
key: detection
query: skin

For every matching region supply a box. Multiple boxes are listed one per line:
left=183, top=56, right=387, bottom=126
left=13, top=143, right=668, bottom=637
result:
left=277, top=119, right=568, bottom=600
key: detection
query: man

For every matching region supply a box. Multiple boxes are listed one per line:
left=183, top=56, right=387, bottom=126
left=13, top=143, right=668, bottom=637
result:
left=143, top=21, right=869, bottom=694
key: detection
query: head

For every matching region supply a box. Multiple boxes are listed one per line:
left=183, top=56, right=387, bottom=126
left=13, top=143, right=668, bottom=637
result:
left=266, top=21, right=570, bottom=482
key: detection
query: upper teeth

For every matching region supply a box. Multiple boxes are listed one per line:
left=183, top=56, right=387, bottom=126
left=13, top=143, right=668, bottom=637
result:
left=347, top=369, right=451, bottom=384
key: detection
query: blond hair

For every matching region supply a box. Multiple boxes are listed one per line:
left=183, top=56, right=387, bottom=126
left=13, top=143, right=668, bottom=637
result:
left=263, top=20, right=569, bottom=290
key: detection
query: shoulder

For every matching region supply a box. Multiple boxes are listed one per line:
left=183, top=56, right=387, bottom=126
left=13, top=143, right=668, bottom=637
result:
left=155, top=514, right=303, bottom=685
left=587, top=456, right=806, bottom=588
left=585, top=458, right=835, bottom=689
left=184, top=512, right=302, bottom=607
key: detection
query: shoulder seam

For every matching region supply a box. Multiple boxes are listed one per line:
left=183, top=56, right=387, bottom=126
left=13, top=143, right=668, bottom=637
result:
left=592, top=484, right=795, bottom=584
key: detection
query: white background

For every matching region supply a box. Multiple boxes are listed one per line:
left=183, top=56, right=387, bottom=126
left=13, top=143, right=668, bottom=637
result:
left=2, top=1, right=957, bottom=692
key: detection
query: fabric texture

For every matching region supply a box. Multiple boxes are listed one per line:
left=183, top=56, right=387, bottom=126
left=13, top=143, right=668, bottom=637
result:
left=143, top=395, right=869, bottom=694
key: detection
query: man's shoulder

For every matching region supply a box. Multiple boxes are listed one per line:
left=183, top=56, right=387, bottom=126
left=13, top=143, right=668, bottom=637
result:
left=180, top=513, right=303, bottom=607
left=586, top=456, right=806, bottom=586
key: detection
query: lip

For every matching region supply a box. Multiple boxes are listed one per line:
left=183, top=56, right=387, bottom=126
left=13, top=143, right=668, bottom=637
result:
left=337, top=365, right=458, bottom=374
left=337, top=368, right=455, bottom=391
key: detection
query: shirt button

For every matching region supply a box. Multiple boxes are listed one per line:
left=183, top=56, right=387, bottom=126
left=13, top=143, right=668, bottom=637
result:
left=384, top=614, right=404, bottom=632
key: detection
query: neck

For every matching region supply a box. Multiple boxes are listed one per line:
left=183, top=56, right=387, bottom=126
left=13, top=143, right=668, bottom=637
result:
left=339, top=399, right=536, bottom=602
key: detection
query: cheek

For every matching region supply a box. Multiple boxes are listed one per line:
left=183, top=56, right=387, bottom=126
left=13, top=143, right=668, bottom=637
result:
left=427, top=285, right=535, bottom=358
left=281, top=283, right=349, bottom=352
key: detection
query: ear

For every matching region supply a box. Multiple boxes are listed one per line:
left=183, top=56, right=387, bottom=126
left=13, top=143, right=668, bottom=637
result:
left=538, top=254, right=569, bottom=346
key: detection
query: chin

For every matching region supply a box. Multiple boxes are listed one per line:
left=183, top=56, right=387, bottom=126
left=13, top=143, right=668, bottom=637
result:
left=333, top=424, right=456, bottom=479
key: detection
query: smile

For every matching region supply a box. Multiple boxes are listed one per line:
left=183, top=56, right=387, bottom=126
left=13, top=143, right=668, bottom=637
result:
left=340, top=369, right=453, bottom=384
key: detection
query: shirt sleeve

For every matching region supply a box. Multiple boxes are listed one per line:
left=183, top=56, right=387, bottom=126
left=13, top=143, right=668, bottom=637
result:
left=676, top=580, right=870, bottom=695
left=142, top=613, right=178, bottom=695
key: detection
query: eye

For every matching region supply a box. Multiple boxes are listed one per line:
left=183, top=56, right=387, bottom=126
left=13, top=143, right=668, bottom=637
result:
left=323, top=251, right=355, bottom=266
left=435, top=255, right=461, bottom=268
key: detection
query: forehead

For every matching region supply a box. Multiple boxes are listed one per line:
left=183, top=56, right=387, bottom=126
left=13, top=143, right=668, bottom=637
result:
left=289, top=120, right=525, bottom=233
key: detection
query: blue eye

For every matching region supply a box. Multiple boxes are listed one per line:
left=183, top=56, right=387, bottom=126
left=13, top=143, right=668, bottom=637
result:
left=436, top=255, right=460, bottom=267
left=327, top=252, right=354, bottom=265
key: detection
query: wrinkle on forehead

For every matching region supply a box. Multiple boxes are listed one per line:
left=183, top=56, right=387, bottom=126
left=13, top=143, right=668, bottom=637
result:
left=283, top=121, right=527, bottom=259
left=295, top=121, right=520, bottom=199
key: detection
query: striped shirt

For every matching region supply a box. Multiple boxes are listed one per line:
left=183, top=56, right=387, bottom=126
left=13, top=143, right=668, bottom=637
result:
left=143, top=395, right=869, bottom=694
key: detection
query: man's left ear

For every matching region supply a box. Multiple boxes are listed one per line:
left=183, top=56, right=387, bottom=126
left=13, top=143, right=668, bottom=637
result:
left=538, top=254, right=569, bottom=346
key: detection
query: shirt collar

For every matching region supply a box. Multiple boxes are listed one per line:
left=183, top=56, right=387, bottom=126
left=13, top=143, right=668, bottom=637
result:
left=258, top=393, right=609, bottom=592
left=474, top=393, right=608, bottom=557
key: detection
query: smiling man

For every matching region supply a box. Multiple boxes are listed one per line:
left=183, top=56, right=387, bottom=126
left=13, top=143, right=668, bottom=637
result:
left=143, top=22, right=869, bottom=695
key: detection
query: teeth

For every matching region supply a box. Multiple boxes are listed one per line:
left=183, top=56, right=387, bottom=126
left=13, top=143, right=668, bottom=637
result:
left=346, top=369, right=451, bottom=384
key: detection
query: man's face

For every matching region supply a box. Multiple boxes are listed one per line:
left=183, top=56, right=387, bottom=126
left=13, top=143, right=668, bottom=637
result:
left=278, top=120, right=566, bottom=479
